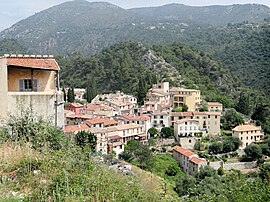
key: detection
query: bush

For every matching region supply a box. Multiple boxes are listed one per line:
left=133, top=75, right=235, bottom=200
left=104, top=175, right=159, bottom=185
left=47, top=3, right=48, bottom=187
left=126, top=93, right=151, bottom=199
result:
left=244, top=144, right=262, bottom=160
left=165, top=164, right=178, bottom=176
left=218, top=167, right=225, bottom=176
left=148, top=128, right=159, bottom=137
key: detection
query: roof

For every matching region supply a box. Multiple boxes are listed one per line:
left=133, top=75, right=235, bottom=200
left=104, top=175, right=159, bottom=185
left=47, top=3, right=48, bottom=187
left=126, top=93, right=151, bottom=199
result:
left=207, top=102, right=223, bottom=106
left=108, top=135, right=122, bottom=140
left=173, top=146, right=195, bottom=158
left=171, top=112, right=193, bottom=117
left=66, top=103, right=84, bottom=108
left=189, top=156, right=206, bottom=165
left=175, top=118, right=199, bottom=124
left=170, top=87, right=200, bottom=92
left=233, top=124, right=261, bottom=132
left=87, top=118, right=118, bottom=126
left=64, top=124, right=90, bottom=133
left=120, top=114, right=151, bottom=121
left=86, top=104, right=100, bottom=111
left=6, top=57, right=59, bottom=71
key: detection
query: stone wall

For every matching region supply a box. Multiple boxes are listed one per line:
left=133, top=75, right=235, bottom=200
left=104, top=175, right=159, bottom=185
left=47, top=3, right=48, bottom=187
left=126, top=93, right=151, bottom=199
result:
left=209, top=161, right=257, bottom=170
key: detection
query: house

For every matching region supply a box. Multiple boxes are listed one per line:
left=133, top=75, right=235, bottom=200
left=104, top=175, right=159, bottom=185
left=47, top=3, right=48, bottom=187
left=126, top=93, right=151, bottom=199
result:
left=0, top=54, right=64, bottom=127
left=65, top=103, right=84, bottom=115
left=117, top=114, right=151, bottom=136
left=232, top=124, right=264, bottom=148
left=170, top=87, right=201, bottom=111
left=151, top=110, right=170, bottom=131
left=143, top=82, right=171, bottom=111
left=171, top=111, right=221, bottom=135
left=86, top=117, right=118, bottom=128
left=207, top=102, right=223, bottom=112
left=173, top=146, right=207, bottom=176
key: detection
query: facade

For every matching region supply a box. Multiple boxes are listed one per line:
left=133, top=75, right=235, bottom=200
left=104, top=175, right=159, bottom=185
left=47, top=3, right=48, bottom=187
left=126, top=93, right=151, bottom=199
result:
left=232, top=124, right=264, bottom=148
left=151, top=111, right=170, bottom=131
left=0, top=54, right=64, bottom=127
left=117, top=114, right=151, bottom=136
left=64, top=123, right=147, bottom=157
left=170, top=87, right=201, bottom=111
left=65, top=103, right=84, bottom=115
left=171, top=111, right=221, bottom=135
left=143, top=82, right=171, bottom=111
left=207, top=102, right=223, bottom=112
left=173, top=146, right=207, bottom=176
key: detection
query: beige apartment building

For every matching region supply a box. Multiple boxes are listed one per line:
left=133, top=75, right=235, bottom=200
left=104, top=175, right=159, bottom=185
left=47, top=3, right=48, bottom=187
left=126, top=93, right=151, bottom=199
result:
left=170, top=87, right=201, bottom=111
left=232, top=124, right=264, bottom=148
left=0, top=54, right=64, bottom=127
left=207, top=102, right=223, bottom=112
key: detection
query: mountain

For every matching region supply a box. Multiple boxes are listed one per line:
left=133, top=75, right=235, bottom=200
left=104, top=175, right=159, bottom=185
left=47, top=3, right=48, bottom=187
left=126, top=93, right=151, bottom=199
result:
left=1, top=1, right=270, bottom=55
left=130, top=3, right=270, bottom=26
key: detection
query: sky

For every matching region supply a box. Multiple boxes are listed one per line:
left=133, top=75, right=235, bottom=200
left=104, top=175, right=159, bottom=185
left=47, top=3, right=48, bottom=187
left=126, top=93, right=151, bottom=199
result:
left=1, top=0, right=270, bottom=31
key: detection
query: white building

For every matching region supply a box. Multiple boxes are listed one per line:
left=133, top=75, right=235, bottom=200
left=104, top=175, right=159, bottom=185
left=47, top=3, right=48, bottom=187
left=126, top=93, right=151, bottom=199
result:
left=232, top=124, right=264, bottom=148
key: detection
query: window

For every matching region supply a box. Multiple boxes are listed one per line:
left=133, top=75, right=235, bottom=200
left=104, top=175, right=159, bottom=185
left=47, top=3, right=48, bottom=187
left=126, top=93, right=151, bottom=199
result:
left=246, top=137, right=248, bottom=140
left=241, top=137, right=243, bottom=140
left=19, top=79, right=37, bottom=92
left=160, top=115, right=163, bottom=119
left=189, top=139, right=191, bottom=143
left=251, top=136, right=253, bottom=140
left=120, top=145, right=123, bottom=149
left=154, top=115, right=157, bottom=119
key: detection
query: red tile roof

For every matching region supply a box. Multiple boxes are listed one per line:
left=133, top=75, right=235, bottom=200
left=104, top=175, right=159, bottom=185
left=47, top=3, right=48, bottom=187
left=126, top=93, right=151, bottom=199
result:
left=86, top=104, right=100, bottom=111
left=108, top=135, right=122, bottom=140
left=120, top=114, right=151, bottom=121
left=66, top=103, right=84, bottom=108
left=87, top=118, right=118, bottom=126
left=7, top=58, right=59, bottom=71
left=189, top=156, right=206, bottom=165
left=207, top=102, right=222, bottom=106
left=64, top=124, right=90, bottom=133
left=173, top=146, right=187, bottom=154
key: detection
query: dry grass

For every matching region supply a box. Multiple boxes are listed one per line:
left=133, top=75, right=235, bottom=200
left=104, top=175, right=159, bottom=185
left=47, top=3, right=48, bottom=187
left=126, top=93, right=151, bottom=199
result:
left=0, top=142, right=38, bottom=172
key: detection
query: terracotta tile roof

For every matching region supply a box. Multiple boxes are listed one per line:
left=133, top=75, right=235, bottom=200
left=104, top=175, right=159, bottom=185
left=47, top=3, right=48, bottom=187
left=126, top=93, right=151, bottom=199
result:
left=87, top=118, right=118, bottom=126
left=189, top=156, right=206, bottom=165
left=233, top=124, right=261, bottom=132
left=207, top=102, right=223, bottom=106
left=175, top=118, right=199, bottom=124
left=171, top=112, right=193, bottom=117
left=173, top=146, right=187, bottom=154
left=66, top=103, right=84, bottom=108
left=184, top=150, right=195, bottom=157
left=7, top=58, right=59, bottom=71
left=64, top=124, right=90, bottom=133
left=108, top=135, right=122, bottom=140
left=86, top=104, right=100, bottom=111
left=120, top=114, right=151, bottom=121
left=193, top=111, right=221, bottom=116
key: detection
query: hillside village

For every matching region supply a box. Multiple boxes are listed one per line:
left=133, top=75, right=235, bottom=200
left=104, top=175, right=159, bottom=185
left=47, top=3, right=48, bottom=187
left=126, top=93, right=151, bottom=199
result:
left=0, top=53, right=267, bottom=178
left=0, top=1, right=270, bottom=201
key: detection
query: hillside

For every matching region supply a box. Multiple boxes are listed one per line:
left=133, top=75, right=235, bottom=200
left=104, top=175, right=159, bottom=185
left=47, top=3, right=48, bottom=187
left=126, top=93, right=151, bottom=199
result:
left=1, top=1, right=270, bottom=55
left=182, top=20, right=270, bottom=97
left=58, top=41, right=240, bottom=107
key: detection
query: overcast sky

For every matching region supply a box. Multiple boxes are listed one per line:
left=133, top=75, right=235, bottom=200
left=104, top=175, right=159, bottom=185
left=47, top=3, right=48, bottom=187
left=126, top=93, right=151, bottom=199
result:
left=1, top=0, right=270, bottom=31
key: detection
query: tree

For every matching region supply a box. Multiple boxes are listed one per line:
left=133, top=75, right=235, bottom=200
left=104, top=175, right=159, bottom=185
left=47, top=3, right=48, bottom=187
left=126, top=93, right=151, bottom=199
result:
left=67, top=87, right=75, bottom=103
left=222, top=109, right=244, bottom=130
left=209, top=142, right=223, bottom=154
left=74, top=131, right=97, bottom=152
left=148, top=127, right=158, bottom=137
left=137, top=76, right=147, bottom=105
left=172, top=107, right=182, bottom=112
left=165, top=164, right=178, bottom=176
left=196, top=165, right=218, bottom=180
left=182, top=104, right=189, bottom=112
left=175, top=175, right=196, bottom=196
left=259, top=164, right=270, bottom=181
left=236, top=91, right=251, bottom=115
left=86, top=74, right=98, bottom=103
left=160, top=127, right=174, bottom=138
left=244, top=144, right=262, bottom=160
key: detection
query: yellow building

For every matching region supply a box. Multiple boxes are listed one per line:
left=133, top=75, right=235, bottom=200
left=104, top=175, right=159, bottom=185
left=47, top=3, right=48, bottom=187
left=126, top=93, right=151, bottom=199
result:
left=0, top=54, right=64, bottom=127
left=170, top=87, right=201, bottom=111
left=232, top=124, right=264, bottom=148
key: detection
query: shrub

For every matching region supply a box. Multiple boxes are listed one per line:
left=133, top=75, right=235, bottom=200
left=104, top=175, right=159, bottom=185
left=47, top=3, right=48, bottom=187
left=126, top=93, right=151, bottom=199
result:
left=165, top=164, right=178, bottom=176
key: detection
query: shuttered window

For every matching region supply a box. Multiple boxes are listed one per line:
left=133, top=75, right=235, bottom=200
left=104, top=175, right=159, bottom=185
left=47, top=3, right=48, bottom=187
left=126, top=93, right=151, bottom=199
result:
left=19, top=79, right=38, bottom=92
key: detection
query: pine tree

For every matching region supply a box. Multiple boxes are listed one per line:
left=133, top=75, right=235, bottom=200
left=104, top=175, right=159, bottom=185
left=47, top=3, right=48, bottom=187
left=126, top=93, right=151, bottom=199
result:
left=86, top=75, right=98, bottom=103
left=67, top=87, right=75, bottom=103
left=137, top=76, right=147, bottom=106
left=236, top=91, right=251, bottom=115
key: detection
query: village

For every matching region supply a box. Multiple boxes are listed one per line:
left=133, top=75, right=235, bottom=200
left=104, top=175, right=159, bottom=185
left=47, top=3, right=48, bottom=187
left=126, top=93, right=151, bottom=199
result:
left=0, top=54, right=266, bottom=176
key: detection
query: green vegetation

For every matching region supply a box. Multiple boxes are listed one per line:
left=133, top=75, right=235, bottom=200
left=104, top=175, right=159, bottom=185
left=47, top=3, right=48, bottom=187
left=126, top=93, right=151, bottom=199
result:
left=221, top=109, right=245, bottom=130
left=160, top=127, right=174, bottom=139
left=148, top=128, right=159, bottom=137
left=67, top=87, right=75, bottom=103
left=175, top=165, right=270, bottom=201
left=0, top=113, right=165, bottom=201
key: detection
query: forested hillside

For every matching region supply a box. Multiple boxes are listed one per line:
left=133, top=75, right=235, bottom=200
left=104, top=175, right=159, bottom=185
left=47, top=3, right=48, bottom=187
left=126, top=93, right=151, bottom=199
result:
left=58, top=41, right=240, bottom=107
left=183, top=20, right=270, bottom=97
